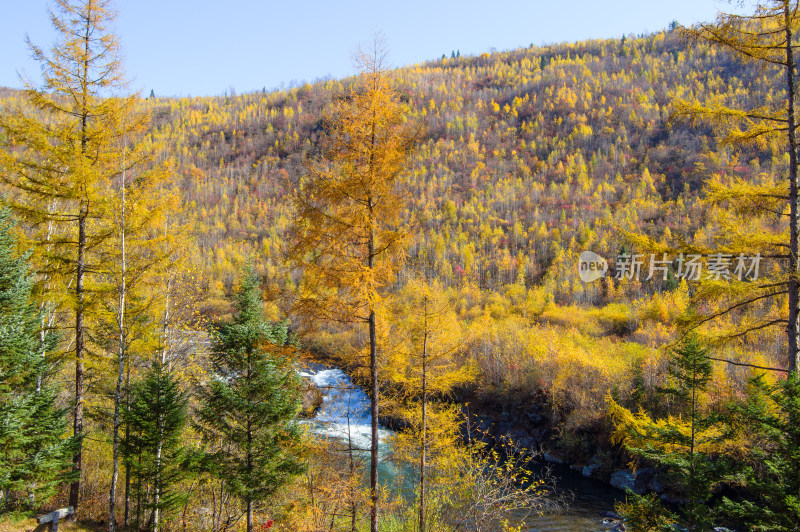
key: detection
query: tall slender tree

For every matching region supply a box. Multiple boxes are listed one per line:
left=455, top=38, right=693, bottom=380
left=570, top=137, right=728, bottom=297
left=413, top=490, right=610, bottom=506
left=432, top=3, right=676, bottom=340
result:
left=290, top=35, right=417, bottom=531
left=666, top=1, right=800, bottom=373
left=387, top=279, right=473, bottom=532
left=195, top=271, right=305, bottom=532
left=0, top=0, right=147, bottom=515
left=104, top=136, right=175, bottom=532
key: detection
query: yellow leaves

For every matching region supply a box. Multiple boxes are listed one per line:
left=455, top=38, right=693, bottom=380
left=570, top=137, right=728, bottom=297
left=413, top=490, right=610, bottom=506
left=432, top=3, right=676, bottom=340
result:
left=290, top=40, right=417, bottom=328
left=607, top=395, right=729, bottom=456
left=385, top=278, right=475, bottom=395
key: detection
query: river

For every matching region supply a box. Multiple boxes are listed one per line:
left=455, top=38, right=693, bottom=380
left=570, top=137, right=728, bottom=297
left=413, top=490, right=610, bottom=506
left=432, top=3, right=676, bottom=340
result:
left=299, top=364, right=623, bottom=531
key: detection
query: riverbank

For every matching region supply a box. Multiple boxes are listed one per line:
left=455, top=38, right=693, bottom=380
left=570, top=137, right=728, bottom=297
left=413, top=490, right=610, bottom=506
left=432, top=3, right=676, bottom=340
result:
left=301, top=349, right=630, bottom=480
left=298, top=358, right=626, bottom=532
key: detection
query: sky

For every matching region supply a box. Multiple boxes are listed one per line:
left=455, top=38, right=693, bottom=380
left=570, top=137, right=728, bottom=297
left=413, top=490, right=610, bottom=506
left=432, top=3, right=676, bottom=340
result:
left=0, top=0, right=755, bottom=98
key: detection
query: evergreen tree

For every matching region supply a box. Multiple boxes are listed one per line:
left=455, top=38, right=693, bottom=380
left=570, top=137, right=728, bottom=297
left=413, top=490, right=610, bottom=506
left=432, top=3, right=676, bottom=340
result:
left=718, top=373, right=800, bottom=531
left=609, top=336, right=725, bottom=531
left=195, top=271, right=305, bottom=532
left=0, top=207, right=74, bottom=511
left=122, top=361, right=189, bottom=532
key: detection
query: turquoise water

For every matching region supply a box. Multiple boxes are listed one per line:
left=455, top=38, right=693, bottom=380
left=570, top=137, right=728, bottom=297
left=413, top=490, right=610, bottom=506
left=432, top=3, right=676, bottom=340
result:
left=300, top=364, right=623, bottom=531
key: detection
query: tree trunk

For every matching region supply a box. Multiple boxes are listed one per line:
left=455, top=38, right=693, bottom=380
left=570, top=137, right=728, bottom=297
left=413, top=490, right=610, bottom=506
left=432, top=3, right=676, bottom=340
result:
left=153, top=401, right=164, bottom=532
left=247, top=499, right=253, bottom=532
left=69, top=210, right=86, bottom=516
left=347, top=390, right=357, bottom=532
left=785, top=5, right=800, bottom=374
left=110, top=144, right=128, bottom=532
left=124, top=356, right=132, bottom=526
left=368, top=199, right=379, bottom=532
left=69, top=4, right=94, bottom=516
left=419, top=328, right=428, bottom=532
left=688, top=364, right=697, bottom=532
left=369, top=307, right=378, bottom=532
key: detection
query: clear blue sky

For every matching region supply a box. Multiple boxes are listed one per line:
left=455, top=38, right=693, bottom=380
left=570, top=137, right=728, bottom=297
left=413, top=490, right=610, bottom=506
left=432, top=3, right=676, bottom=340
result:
left=0, top=0, right=753, bottom=97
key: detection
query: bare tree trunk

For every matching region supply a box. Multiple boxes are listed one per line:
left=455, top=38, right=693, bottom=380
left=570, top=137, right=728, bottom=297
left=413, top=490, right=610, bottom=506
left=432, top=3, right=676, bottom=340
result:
left=36, top=203, right=57, bottom=394
left=347, top=389, right=357, bottom=532
left=419, top=325, right=428, bottom=532
left=153, top=407, right=164, bottom=532
left=69, top=209, right=86, bottom=516
left=367, top=200, right=380, bottom=532
left=124, top=356, right=132, bottom=526
left=109, top=143, right=128, bottom=532
left=785, top=4, right=800, bottom=374
left=69, top=4, right=94, bottom=515
left=161, top=218, right=172, bottom=368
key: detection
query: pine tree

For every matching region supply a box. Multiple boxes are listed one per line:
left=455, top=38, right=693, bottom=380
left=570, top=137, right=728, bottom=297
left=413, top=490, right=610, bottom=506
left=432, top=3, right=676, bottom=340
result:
left=0, top=207, right=75, bottom=511
left=289, top=35, right=416, bottom=531
left=718, top=373, right=800, bottom=530
left=609, top=336, right=726, bottom=531
left=122, top=361, right=188, bottom=532
left=195, top=271, right=305, bottom=532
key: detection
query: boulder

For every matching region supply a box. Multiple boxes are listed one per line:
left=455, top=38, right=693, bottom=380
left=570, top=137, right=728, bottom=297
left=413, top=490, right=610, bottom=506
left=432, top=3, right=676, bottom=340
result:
left=583, top=462, right=600, bottom=478
left=610, top=468, right=654, bottom=494
left=610, top=469, right=636, bottom=491
left=300, top=378, right=323, bottom=418
left=543, top=452, right=565, bottom=464
left=633, top=468, right=655, bottom=493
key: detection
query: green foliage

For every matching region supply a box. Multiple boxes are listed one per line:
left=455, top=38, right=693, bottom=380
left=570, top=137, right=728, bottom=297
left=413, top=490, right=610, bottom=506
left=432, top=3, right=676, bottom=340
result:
left=0, top=207, right=75, bottom=511
left=659, top=335, right=712, bottom=406
left=615, top=491, right=677, bottom=532
left=122, top=361, right=189, bottom=528
left=610, top=336, right=726, bottom=531
left=718, top=373, right=800, bottom=531
left=194, top=270, right=305, bottom=522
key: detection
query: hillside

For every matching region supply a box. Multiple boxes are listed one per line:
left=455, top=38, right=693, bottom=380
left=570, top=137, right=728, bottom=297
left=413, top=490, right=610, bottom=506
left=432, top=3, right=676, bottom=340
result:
left=0, top=27, right=779, bottom=430
left=142, top=28, right=769, bottom=297
left=4, top=6, right=800, bottom=527
left=74, top=27, right=775, bottom=459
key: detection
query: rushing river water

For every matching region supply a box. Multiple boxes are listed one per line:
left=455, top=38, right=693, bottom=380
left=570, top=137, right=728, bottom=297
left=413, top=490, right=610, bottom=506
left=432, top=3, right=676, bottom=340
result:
left=299, top=364, right=623, bottom=531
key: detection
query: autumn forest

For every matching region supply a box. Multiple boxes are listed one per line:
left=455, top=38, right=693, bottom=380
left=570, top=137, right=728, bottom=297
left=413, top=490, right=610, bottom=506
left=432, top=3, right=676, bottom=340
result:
left=3, top=1, right=800, bottom=531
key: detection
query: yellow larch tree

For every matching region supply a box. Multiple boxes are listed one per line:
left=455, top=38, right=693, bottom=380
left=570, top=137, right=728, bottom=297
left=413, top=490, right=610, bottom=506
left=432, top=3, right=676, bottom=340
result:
left=289, top=35, right=417, bottom=532
left=663, top=1, right=800, bottom=373
left=0, top=0, right=167, bottom=518
left=386, top=278, right=474, bottom=532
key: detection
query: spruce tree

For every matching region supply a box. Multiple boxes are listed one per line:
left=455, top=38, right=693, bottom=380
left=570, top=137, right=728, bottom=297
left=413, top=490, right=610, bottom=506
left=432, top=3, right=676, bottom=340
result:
left=0, top=207, right=74, bottom=511
left=195, top=271, right=305, bottom=532
left=718, top=373, right=800, bottom=530
left=122, top=362, right=188, bottom=532
left=609, top=336, right=725, bottom=531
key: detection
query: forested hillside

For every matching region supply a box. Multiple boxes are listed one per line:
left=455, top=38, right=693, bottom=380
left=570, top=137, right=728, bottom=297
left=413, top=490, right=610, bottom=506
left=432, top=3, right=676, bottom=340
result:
left=119, top=27, right=781, bottom=432
left=3, top=6, right=799, bottom=529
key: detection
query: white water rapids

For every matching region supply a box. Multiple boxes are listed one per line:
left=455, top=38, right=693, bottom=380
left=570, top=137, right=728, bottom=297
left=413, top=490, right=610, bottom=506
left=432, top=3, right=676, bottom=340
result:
left=298, top=364, right=623, bottom=531
left=298, top=366, right=393, bottom=453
